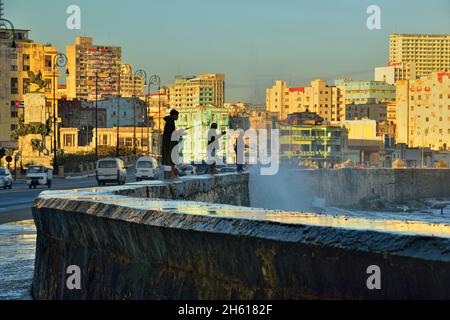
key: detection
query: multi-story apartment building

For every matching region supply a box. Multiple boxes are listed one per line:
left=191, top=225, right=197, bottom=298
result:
left=334, top=79, right=395, bottom=120
left=345, top=103, right=387, bottom=122
left=335, top=79, right=396, bottom=105
left=389, top=34, right=450, bottom=79
left=95, top=97, right=147, bottom=128
left=60, top=126, right=155, bottom=156
left=66, top=37, right=122, bottom=101
left=396, top=72, right=450, bottom=151
left=266, top=80, right=342, bottom=122
left=118, top=64, right=144, bottom=98
left=146, top=88, right=170, bottom=134
left=58, top=100, right=106, bottom=146
left=169, top=74, right=225, bottom=109
left=279, top=112, right=347, bottom=167
left=386, top=103, right=397, bottom=124
left=265, top=80, right=290, bottom=120
left=0, top=29, right=59, bottom=148
left=374, top=61, right=417, bottom=85
left=175, top=105, right=229, bottom=163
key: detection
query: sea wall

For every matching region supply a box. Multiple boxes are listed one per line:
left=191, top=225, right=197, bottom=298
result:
left=115, top=173, right=250, bottom=206
left=308, top=169, right=450, bottom=207
left=32, top=173, right=450, bottom=300
left=250, top=169, right=450, bottom=209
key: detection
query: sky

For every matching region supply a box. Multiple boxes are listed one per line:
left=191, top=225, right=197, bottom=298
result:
left=5, top=0, right=450, bottom=104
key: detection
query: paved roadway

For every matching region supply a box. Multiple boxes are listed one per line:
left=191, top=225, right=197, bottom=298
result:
left=0, top=167, right=136, bottom=224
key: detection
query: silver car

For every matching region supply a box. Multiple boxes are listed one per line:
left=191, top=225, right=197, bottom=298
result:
left=0, top=167, right=13, bottom=189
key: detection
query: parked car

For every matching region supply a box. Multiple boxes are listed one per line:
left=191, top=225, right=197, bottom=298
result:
left=96, top=158, right=126, bottom=186
left=0, top=167, right=13, bottom=189
left=135, top=157, right=159, bottom=181
left=26, top=165, right=52, bottom=189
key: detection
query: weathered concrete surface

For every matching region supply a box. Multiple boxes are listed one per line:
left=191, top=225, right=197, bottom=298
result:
left=32, top=173, right=450, bottom=300
left=310, top=169, right=450, bottom=207
left=117, top=173, right=249, bottom=206
left=250, top=168, right=450, bottom=208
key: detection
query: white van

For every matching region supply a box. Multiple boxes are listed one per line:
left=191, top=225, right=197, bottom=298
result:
left=135, top=157, right=159, bottom=181
left=26, top=165, right=52, bottom=189
left=96, top=158, right=126, bottom=186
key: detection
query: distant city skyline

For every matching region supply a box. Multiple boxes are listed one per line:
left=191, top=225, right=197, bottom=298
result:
left=6, top=0, right=450, bottom=103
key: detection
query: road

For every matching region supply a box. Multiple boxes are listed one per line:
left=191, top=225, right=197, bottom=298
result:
left=0, top=167, right=136, bottom=225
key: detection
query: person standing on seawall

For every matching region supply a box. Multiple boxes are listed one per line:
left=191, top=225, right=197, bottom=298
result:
left=207, top=122, right=226, bottom=175
left=234, top=131, right=246, bottom=173
left=161, top=109, right=180, bottom=179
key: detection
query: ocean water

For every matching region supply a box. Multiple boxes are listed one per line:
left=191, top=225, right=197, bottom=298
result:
left=0, top=220, right=36, bottom=300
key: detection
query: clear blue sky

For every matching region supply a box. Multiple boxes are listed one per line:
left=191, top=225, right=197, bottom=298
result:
left=6, top=0, right=450, bottom=103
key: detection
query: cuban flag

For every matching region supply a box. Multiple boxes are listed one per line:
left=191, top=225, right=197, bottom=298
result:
left=15, top=101, right=24, bottom=108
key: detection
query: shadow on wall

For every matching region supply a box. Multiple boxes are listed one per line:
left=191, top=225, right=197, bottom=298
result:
left=248, top=166, right=317, bottom=212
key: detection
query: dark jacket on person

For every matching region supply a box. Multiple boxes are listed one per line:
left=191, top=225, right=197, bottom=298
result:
left=161, top=115, right=178, bottom=166
left=208, top=129, right=226, bottom=159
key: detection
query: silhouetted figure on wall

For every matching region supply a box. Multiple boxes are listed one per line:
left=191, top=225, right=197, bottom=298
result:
left=161, top=109, right=179, bottom=179
left=207, top=122, right=226, bottom=175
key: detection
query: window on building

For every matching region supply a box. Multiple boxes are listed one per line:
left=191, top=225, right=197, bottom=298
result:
left=11, top=124, right=18, bottom=131
left=11, top=78, right=18, bottom=94
left=22, top=54, right=30, bottom=72
left=45, top=55, right=52, bottom=70
left=64, top=134, right=74, bottom=147
left=10, top=101, right=18, bottom=118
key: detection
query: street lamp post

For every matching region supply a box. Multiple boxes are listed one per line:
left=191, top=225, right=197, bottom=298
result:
left=158, top=85, right=169, bottom=156
left=95, top=71, right=99, bottom=161
left=52, top=53, right=69, bottom=173
left=133, top=70, right=147, bottom=156
left=149, top=75, right=161, bottom=157
left=116, top=64, right=132, bottom=157
left=145, top=82, right=151, bottom=156
left=93, top=71, right=113, bottom=161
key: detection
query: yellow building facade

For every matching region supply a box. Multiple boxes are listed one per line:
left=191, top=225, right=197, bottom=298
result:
left=169, top=74, right=225, bottom=109
left=266, top=80, right=342, bottom=122
left=0, top=29, right=59, bottom=147
left=396, top=72, right=450, bottom=151
left=60, top=126, right=155, bottom=156
left=374, top=61, right=417, bottom=85
left=390, top=34, right=450, bottom=79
